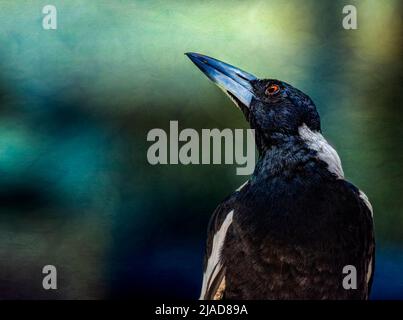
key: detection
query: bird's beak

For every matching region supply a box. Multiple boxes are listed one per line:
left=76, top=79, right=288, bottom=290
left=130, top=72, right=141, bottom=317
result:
left=185, top=52, right=257, bottom=110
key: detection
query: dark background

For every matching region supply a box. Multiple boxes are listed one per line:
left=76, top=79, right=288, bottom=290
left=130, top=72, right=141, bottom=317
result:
left=0, top=0, right=402, bottom=299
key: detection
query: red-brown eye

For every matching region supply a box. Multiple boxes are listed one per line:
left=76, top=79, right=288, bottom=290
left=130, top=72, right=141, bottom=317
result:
left=265, top=84, right=280, bottom=96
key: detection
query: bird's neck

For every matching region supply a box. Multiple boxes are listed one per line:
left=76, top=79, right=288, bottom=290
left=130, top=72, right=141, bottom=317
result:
left=251, top=135, right=320, bottom=184
left=250, top=127, right=343, bottom=185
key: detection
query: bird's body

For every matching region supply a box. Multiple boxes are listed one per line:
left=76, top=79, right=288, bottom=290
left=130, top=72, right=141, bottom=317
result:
left=186, top=53, right=375, bottom=300
left=204, top=134, right=374, bottom=299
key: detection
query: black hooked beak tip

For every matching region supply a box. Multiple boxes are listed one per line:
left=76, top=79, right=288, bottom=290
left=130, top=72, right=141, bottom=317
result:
left=185, top=52, right=257, bottom=109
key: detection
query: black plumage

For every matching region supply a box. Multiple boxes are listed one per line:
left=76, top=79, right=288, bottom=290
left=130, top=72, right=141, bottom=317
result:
left=186, top=53, right=375, bottom=300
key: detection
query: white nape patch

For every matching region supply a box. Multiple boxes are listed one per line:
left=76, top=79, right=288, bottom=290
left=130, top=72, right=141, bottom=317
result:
left=236, top=181, right=248, bottom=192
left=298, top=124, right=344, bottom=178
left=359, top=190, right=373, bottom=217
left=200, top=210, right=234, bottom=300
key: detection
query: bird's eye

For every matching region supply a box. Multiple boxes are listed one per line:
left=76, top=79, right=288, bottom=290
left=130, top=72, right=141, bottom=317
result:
left=265, top=84, right=280, bottom=96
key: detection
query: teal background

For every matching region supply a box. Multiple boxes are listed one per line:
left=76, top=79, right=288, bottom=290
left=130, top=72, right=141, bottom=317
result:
left=0, top=0, right=402, bottom=299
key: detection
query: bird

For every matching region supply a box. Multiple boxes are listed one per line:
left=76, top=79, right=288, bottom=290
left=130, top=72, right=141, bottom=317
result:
left=185, top=52, right=375, bottom=300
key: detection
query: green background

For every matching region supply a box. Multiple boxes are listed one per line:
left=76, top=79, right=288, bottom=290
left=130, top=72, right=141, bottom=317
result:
left=0, top=0, right=402, bottom=298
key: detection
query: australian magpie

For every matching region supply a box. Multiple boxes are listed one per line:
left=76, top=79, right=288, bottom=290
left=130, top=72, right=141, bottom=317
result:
left=186, top=52, right=375, bottom=300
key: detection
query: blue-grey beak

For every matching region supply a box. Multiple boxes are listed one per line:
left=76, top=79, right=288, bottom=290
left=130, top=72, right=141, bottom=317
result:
left=185, top=52, right=257, bottom=109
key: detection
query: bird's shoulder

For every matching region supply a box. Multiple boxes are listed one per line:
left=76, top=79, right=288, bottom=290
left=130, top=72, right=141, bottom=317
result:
left=232, top=176, right=374, bottom=249
left=199, top=188, right=241, bottom=300
left=204, top=191, right=239, bottom=265
left=225, top=179, right=375, bottom=299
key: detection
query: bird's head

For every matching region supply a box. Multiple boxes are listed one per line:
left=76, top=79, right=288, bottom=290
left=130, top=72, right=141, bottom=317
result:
left=186, top=53, right=321, bottom=153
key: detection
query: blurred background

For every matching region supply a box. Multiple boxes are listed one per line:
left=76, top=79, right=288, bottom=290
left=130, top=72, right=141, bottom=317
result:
left=0, top=0, right=402, bottom=299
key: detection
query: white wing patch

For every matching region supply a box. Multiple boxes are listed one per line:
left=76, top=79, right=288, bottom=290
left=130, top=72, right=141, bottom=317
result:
left=360, top=190, right=374, bottom=286
left=298, top=124, right=344, bottom=178
left=358, top=189, right=374, bottom=288
left=366, top=257, right=373, bottom=284
left=236, top=181, right=248, bottom=192
left=200, top=210, right=234, bottom=300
